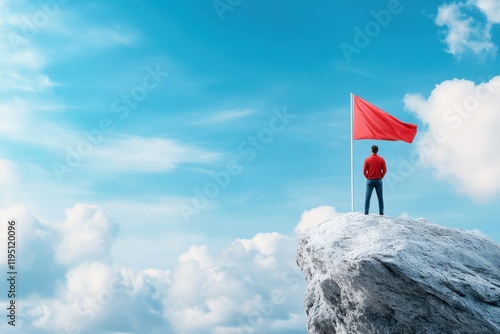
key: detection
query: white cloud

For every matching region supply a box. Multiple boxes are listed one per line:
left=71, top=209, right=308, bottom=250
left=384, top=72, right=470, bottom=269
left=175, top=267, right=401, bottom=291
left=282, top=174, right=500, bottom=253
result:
left=28, top=261, right=174, bottom=334
left=29, top=262, right=124, bottom=333
left=472, top=0, right=500, bottom=23
left=165, top=233, right=305, bottom=334
left=295, top=206, right=338, bottom=234
left=404, top=75, right=500, bottom=200
left=56, top=203, right=119, bottom=265
left=435, top=2, right=497, bottom=58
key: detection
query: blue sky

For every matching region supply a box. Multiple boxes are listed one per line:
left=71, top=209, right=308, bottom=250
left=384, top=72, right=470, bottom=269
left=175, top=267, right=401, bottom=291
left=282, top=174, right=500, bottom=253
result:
left=1, top=0, right=500, bottom=333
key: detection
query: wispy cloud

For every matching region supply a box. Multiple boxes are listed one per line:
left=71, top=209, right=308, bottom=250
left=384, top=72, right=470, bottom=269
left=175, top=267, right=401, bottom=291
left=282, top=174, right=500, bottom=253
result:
left=0, top=2, right=216, bottom=179
left=87, top=136, right=221, bottom=173
left=1, top=0, right=141, bottom=62
left=0, top=4, right=50, bottom=93
left=193, top=108, right=258, bottom=125
left=0, top=2, right=112, bottom=150
left=332, top=60, right=374, bottom=78
left=0, top=98, right=75, bottom=152
left=79, top=25, right=140, bottom=48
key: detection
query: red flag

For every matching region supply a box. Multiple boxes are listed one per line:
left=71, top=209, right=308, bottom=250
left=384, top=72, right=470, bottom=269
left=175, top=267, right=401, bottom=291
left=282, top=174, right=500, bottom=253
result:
left=353, top=95, right=417, bottom=143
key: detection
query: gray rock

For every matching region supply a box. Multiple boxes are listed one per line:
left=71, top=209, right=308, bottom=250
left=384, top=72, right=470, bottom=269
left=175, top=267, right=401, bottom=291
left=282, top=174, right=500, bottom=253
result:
left=296, top=213, right=500, bottom=334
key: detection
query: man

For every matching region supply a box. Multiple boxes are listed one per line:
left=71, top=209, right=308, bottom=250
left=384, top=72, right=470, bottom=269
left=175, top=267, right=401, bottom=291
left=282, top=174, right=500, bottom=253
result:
left=363, top=145, right=386, bottom=215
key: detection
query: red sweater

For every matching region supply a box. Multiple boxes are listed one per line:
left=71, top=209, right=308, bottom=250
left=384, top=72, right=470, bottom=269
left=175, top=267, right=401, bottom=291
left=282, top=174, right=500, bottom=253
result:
left=363, top=154, right=387, bottom=180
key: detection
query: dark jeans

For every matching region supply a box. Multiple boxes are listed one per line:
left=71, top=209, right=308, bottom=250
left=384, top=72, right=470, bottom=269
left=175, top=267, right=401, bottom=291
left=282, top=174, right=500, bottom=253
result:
left=365, top=179, right=384, bottom=215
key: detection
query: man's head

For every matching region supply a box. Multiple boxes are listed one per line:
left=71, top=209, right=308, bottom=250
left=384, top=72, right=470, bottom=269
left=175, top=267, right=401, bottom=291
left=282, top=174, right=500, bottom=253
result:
left=371, top=145, right=378, bottom=154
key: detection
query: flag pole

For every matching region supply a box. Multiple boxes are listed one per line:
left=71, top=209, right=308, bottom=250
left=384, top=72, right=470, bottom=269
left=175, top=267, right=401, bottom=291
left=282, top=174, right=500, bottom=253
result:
left=350, top=92, right=354, bottom=212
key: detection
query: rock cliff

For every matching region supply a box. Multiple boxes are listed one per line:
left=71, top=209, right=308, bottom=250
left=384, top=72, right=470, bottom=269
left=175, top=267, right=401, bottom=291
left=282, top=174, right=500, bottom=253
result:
left=296, top=213, right=500, bottom=334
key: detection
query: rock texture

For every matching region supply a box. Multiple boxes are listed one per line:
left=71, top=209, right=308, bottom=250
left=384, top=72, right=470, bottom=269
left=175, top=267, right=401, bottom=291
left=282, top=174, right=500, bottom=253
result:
left=296, top=213, right=500, bottom=334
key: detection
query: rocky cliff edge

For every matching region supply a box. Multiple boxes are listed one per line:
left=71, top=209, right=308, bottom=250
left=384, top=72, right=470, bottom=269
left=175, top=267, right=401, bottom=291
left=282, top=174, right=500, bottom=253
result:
left=296, top=212, right=500, bottom=334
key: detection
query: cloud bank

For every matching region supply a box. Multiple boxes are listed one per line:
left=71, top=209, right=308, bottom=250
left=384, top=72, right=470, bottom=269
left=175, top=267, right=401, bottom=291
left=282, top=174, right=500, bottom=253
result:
left=0, top=204, right=306, bottom=334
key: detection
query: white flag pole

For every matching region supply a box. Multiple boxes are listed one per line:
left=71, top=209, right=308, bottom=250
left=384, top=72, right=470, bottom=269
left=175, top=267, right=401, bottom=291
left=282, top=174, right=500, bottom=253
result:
left=350, top=93, right=354, bottom=212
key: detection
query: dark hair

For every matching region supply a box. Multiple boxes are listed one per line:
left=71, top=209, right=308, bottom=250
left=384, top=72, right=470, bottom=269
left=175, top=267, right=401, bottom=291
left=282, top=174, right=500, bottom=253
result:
left=371, top=145, right=379, bottom=153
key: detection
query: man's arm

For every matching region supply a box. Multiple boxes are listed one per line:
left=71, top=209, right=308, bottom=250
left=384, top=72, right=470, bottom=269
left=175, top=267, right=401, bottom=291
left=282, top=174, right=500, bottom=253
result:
left=381, top=159, right=387, bottom=178
left=363, top=159, right=368, bottom=177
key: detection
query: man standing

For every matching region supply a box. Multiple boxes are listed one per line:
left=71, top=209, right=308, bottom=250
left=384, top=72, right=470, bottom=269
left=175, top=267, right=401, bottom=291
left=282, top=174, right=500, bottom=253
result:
left=363, top=145, right=386, bottom=215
